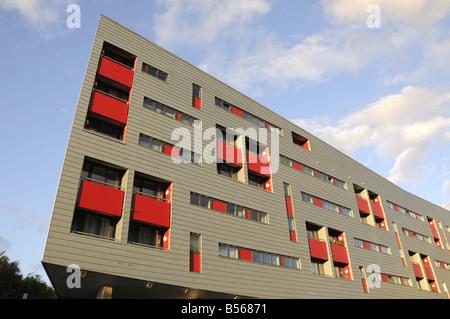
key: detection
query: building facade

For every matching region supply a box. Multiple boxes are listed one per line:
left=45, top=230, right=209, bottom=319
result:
left=41, top=15, right=450, bottom=299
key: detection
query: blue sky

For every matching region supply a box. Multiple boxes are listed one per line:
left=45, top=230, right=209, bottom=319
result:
left=1, top=0, right=450, bottom=284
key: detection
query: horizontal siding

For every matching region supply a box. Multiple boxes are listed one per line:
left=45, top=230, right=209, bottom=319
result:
left=41, top=15, right=450, bottom=299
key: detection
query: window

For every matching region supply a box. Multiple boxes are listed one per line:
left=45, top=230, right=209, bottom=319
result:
left=190, top=233, right=201, bottom=272
left=142, top=63, right=168, bottom=82
left=192, top=84, right=201, bottom=110
left=292, top=132, right=310, bottom=150
left=191, top=192, right=268, bottom=224
left=85, top=116, right=124, bottom=140
left=214, top=97, right=283, bottom=135
left=71, top=209, right=117, bottom=239
left=128, top=223, right=164, bottom=248
left=311, top=258, right=325, bottom=275
left=143, top=97, right=200, bottom=128
left=81, top=160, right=122, bottom=187
left=219, top=243, right=300, bottom=269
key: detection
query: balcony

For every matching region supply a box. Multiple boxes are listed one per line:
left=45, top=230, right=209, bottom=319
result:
left=89, top=90, right=129, bottom=125
left=356, top=196, right=371, bottom=214
left=308, top=238, right=328, bottom=260
left=331, top=243, right=349, bottom=264
left=97, top=56, right=134, bottom=88
left=131, top=193, right=171, bottom=228
left=217, top=140, right=242, bottom=167
left=371, top=202, right=384, bottom=219
left=247, top=152, right=271, bottom=178
left=77, top=179, right=124, bottom=217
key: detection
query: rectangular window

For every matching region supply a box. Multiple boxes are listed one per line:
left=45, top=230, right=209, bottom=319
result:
left=142, top=63, right=168, bottom=82
left=292, top=132, right=310, bottom=150
left=190, top=233, right=201, bottom=272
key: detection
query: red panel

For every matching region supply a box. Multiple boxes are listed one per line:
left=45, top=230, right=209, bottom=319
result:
left=289, top=231, right=297, bottom=242
left=89, top=91, right=129, bottom=125
left=217, top=140, right=242, bottom=167
left=98, top=56, right=134, bottom=88
left=239, top=249, right=253, bottom=261
left=247, top=152, right=271, bottom=178
left=313, top=198, right=322, bottom=207
left=381, top=274, right=389, bottom=282
left=163, top=229, right=170, bottom=250
left=285, top=196, right=293, bottom=217
left=361, top=279, right=368, bottom=293
left=131, top=194, right=171, bottom=228
left=363, top=241, right=371, bottom=250
left=308, top=238, right=328, bottom=260
left=231, top=106, right=243, bottom=117
left=212, top=200, right=226, bottom=213
left=163, top=144, right=179, bottom=158
left=190, top=253, right=200, bottom=272
left=292, top=162, right=302, bottom=171
left=356, top=196, right=371, bottom=214
left=192, top=96, right=201, bottom=110
left=424, top=267, right=435, bottom=281
left=393, top=204, right=399, bottom=211
left=77, top=180, right=124, bottom=217
left=412, top=263, right=424, bottom=279
left=371, top=202, right=384, bottom=219
left=428, top=221, right=440, bottom=240
left=331, top=243, right=349, bottom=264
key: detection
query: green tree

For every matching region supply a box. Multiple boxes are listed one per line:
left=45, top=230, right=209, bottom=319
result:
left=0, top=251, right=57, bottom=299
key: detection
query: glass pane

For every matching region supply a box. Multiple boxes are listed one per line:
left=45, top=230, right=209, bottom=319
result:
left=165, top=107, right=176, bottom=119
left=190, top=233, right=200, bottom=253
left=253, top=252, right=262, bottom=263
left=150, top=139, right=162, bottom=152
left=143, top=98, right=154, bottom=110
left=200, top=196, right=211, bottom=208
left=237, top=207, right=246, bottom=218
left=180, top=114, right=191, bottom=125
left=154, top=103, right=164, bottom=114
left=271, top=255, right=280, bottom=266
left=106, top=170, right=120, bottom=187
left=91, top=165, right=107, bottom=183
left=193, top=85, right=200, bottom=98
left=229, top=247, right=238, bottom=258
left=284, top=257, right=291, bottom=268
left=139, top=134, right=150, bottom=148
left=262, top=253, right=271, bottom=264
left=226, top=204, right=236, bottom=215
left=190, top=193, right=200, bottom=205
left=250, top=210, right=259, bottom=221
left=219, top=245, right=228, bottom=257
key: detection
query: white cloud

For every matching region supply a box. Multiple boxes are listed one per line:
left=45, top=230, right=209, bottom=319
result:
left=443, top=180, right=450, bottom=196
left=153, top=0, right=271, bottom=49
left=292, top=85, right=450, bottom=183
left=0, top=0, right=71, bottom=38
left=321, top=0, right=450, bottom=28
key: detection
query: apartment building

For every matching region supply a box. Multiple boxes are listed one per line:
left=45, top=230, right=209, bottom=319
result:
left=41, top=15, right=450, bottom=299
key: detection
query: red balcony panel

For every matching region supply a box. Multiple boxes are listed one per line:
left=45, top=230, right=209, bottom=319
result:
left=98, top=56, right=134, bottom=88
left=313, top=198, right=322, bottom=207
left=412, top=263, right=424, bottom=279
left=285, top=196, right=293, bottom=217
left=77, top=180, right=124, bottom=217
left=381, top=274, right=389, bottom=283
left=239, top=249, right=253, bottom=261
left=363, top=241, right=371, bottom=250
left=231, top=106, right=243, bottom=117
left=371, top=202, right=385, bottom=219
left=217, top=140, right=242, bottom=167
left=356, top=196, right=371, bottom=214
left=131, top=194, right=171, bottom=228
left=247, top=152, right=271, bottom=178
left=308, top=238, right=328, bottom=260
left=163, top=144, right=179, bottom=158
left=212, top=200, right=226, bottom=213
left=424, top=267, right=435, bottom=281
left=192, top=96, right=201, bottom=110
left=292, top=162, right=302, bottom=171
left=190, top=253, right=200, bottom=272
left=89, top=91, right=129, bottom=125
left=163, top=229, right=170, bottom=250
left=331, top=243, right=349, bottom=264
